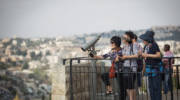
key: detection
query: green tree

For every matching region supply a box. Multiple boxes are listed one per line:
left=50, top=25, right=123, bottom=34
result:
left=30, top=51, right=36, bottom=59
left=22, top=62, right=29, bottom=69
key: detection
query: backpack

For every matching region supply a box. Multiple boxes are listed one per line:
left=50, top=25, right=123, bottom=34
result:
left=143, top=43, right=164, bottom=77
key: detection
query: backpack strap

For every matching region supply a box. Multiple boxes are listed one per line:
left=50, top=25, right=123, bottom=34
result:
left=130, top=44, right=134, bottom=67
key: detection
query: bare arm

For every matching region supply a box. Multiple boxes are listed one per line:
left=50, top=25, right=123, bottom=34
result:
left=124, top=55, right=138, bottom=59
left=142, top=52, right=161, bottom=58
left=142, top=60, right=146, bottom=75
left=93, top=55, right=104, bottom=59
left=121, top=54, right=138, bottom=60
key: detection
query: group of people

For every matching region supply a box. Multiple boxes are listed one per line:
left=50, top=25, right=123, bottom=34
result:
left=90, top=30, right=174, bottom=100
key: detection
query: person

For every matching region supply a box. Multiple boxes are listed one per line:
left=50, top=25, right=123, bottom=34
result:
left=162, top=44, right=174, bottom=94
left=140, top=30, right=163, bottom=100
left=120, top=31, right=138, bottom=100
left=90, top=36, right=124, bottom=96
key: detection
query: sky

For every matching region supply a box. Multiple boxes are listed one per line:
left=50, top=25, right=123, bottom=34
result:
left=0, top=0, right=180, bottom=38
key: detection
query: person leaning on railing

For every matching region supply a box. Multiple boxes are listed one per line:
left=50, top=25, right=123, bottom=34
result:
left=140, top=30, right=163, bottom=100
left=89, top=36, right=123, bottom=95
left=119, top=31, right=139, bottom=100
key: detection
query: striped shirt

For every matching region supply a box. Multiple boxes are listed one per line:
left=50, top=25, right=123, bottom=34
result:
left=102, top=49, right=123, bottom=71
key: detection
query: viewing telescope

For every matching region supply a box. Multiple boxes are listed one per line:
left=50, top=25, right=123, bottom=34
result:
left=81, top=34, right=102, bottom=52
left=80, top=34, right=103, bottom=100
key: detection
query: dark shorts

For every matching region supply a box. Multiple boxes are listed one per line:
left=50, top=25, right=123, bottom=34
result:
left=123, top=72, right=136, bottom=89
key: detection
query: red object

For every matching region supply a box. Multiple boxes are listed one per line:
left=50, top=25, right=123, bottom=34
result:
left=109, top=61, right=116, bottom=78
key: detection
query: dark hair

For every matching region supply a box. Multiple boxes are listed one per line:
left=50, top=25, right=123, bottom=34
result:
left=124, top=31, right=134, bottom=44
left=111, top=36, right=121, bottom=47
left=164, top=44, right=170, bottom=51
left=133, top=33, right=137, bottom=40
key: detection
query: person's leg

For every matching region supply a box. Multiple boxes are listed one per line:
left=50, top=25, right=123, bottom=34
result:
left=164, top=68, right=169, bottom=94
left=107, top=85, right=112, bottom=92
left=101, top=73, right=112, bottom=92
left=148, top=75, right=162, bottom=100
left=118, top=73, right=126, bottom=100
left=137, top=72, right=142, bottom=87
left=168, top=68, right=173, bottom=92
left=166, top=68, right=170, bottom=92
left=131, top=74, right=136, bottom=100
left=133, top=89, right=136, bottom=100
left=127, top=89, right=130, bottom=100
left=127, top=89, right=136, bottom=100
left=148, top=76, right=155, bottom=100
left=155, top=74, right=162, bottom=100
left=126, top=73, right=136, bottom=100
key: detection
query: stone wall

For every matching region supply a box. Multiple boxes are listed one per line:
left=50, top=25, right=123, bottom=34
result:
left=51, top=62, right=111, bottom=100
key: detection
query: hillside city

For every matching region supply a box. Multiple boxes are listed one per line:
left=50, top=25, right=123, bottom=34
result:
left=0, top=25, right=180, bottom=100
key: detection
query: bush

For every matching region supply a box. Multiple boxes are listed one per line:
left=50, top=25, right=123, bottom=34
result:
left=22, top=62, right=29, bottom=69
left=32, top=68, right=48, bottom=82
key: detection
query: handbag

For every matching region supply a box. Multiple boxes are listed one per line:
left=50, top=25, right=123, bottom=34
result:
left=109, top=61, right=116, bottom=78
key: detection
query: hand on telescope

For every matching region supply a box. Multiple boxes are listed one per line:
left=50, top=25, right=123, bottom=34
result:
left=89, top=52, right=94, bottom=57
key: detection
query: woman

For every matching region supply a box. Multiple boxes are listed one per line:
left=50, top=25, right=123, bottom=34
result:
left=90, top=36, right=123, bottom=95
left=140, top=30, right=162, bottom=100
left=120, top=31, right=138, bottom=100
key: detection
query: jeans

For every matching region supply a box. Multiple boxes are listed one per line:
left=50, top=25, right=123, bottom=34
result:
left=148, top=74, right=162, bottom=100
left=163, top=68, right=172, bottom=94
left=137, top=72, right=142, bottom=87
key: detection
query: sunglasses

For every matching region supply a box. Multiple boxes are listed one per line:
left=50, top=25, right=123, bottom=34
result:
left=110, top=41, right=115, bottom=44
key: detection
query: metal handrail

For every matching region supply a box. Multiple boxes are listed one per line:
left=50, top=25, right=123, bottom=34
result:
left=63, top=56, right=180, bottom=65
left=66, top=56, right=180, bottom=100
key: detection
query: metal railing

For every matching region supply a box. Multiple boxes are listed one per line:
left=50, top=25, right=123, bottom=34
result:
left=63, top=57, right=180, bottom=100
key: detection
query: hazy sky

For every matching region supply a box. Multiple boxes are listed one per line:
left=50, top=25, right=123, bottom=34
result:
left=0, top=0, right=180, bottom=38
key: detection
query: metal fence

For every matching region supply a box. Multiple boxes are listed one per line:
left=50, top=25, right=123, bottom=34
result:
left=63, top=57, right=180, bottom=100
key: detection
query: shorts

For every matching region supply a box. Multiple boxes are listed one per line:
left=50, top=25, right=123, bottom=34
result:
left=123, top=73, right=136, bottom=89
left=122, top=67, right=136, bottom=89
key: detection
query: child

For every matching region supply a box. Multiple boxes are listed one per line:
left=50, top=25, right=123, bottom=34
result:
left=162, top=44, right=174, bottom=94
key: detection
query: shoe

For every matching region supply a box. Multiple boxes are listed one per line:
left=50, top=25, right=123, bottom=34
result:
left=106, top=91, right=113, bottom=95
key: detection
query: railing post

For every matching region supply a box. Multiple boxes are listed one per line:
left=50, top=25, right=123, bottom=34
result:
left=78, top=59, right=80, bottom=64
left=176, top=65, right=180, bottom=89
left=90, top=60, right=97, bottom=100
left=70, top=59, right=74, bottom=100
left=63, top=59, right=66, bottom=65
left=169, top=58, right=174, bottom=100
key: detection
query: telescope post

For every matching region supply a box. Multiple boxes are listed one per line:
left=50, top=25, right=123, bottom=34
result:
left=89, top=46, right=97, bottom=100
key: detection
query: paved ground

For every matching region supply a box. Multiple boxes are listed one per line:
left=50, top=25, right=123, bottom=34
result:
left=96, top=90, right=180, bottom=100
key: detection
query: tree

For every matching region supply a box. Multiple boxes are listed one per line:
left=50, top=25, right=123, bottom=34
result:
left=30, top=52, right=36, bottom=59
left=46, top=50, right=51, bottom=56
left=22, top=62, right=29, bottom=69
